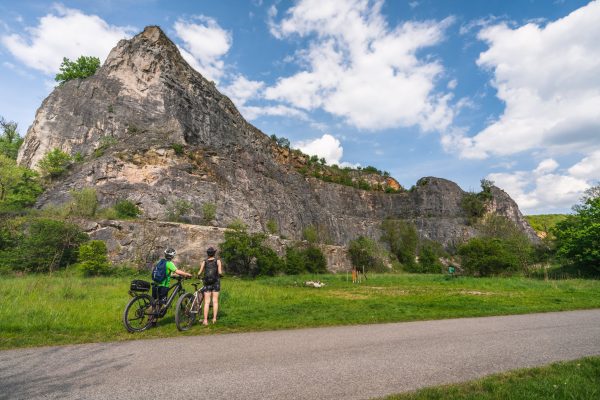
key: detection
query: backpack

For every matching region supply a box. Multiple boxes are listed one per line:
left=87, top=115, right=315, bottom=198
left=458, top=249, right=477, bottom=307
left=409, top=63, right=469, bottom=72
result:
left=152, top=259, right=168, bottom=283
left=203, top=259, right=219, bottom=285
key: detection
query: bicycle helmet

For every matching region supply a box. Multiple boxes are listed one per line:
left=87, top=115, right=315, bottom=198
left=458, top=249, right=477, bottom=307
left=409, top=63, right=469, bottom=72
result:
left=206, top=247, right=216, bottom=256
left=164, top=247, right=176, bottom=260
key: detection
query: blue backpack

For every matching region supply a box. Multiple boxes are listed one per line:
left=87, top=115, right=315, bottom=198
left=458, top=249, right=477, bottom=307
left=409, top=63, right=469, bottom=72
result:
left=152, top=259, right=168, bottom=283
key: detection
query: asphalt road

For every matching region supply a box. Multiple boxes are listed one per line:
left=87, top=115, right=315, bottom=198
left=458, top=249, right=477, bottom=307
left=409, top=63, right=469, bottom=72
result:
left=1, top=309, right=599, bottom=400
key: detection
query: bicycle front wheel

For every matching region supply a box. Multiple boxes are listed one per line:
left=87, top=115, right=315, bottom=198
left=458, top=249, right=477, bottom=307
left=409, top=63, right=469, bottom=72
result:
left=175, top=292, right=200, bottom=331
left=123, top=294, right=154, bottom=333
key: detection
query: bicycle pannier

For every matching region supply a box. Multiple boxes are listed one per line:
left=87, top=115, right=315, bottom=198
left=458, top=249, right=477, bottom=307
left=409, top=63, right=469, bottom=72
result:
left=130, top=280, right=151, bottom=292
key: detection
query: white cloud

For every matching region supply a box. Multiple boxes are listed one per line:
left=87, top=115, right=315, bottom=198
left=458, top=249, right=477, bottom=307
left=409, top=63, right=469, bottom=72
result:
left=221, top=75, right=265, bottom=107
left=1, top=5, right=135, bottom=74
left=568, top=150, right=600, bottom=179
left=293, top=134, right=344, bottom=165
left=265, top=0, right=455, bottom=131
left=453, top=1, right=600, bottom=159
left=173, top=16, right=232, bottom=82
left=488, top=157, right=592, bottom=213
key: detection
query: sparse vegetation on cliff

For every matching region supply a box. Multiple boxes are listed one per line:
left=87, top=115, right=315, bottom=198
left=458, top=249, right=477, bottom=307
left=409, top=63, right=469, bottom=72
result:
left=37, top=148, right=72, bottom=179
left=55, top=56, right=101, bottom=84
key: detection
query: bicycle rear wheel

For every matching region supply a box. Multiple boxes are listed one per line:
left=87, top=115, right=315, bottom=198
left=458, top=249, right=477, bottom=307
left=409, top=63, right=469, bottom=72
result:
left=123, top=294, right=154, bottom=332
left=175, top=292, right=201, bottom=331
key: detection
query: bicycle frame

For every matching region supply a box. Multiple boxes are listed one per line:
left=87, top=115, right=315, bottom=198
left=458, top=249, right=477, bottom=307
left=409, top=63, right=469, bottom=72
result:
left=154, top=278, right=186, bottom=317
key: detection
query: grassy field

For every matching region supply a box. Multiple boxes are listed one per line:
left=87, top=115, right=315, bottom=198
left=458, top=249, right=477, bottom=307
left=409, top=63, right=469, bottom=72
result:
left=380, top=356, right=600, bottom=400
left=525, top=214, right=568, bottom=235
left=1, top=273, right=600, bottom=350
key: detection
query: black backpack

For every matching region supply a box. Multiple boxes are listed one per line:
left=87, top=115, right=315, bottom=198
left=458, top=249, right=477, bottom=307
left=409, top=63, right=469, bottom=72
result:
left=152, top=259, right=168, bottom=283
left=203, top=259, right=218, bottom=285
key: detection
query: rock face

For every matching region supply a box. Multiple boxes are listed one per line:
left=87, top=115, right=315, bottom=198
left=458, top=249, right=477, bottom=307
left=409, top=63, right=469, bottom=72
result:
left=18, top=26, right=538, bottom=260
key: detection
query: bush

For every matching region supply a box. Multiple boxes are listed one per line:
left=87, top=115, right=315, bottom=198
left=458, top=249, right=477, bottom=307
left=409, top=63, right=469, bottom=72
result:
left=302, top=225, right=318, bottom=243
left=0, top=117, right=23, bottom=160
left=202, top=202, right=216, bottom=223
left=418, top=241, right=445, bottom=273
left=255, top=246, right=284, bottom=276
left=37, top=148, right=72, bottom=179
left=115, top=199, right=140, bottom=219
left=68, top=188, right=98, bottom=217
left=55, top=56, right=100, bottom=84
left=458, top=237, right=520, bottom=276
left=171, top=143, right=184, bottom=155
left=381, top=219, right=418, bottom=268
left=0, top=155, right=42, bottom=211
left=348, top=236, right=388, bottom=273
left=76, top=240, right=111, bottom=276
left=0, top=217, right=88, bottom=272
left=266, top=219, right=278, bottom=235
left=220, top=221, right=268, bottom=277
left=303, top=245, right=327, bottom=273
left=166, top=199, right=193, bottom=222
left=284, top=247, right=305, bottom=275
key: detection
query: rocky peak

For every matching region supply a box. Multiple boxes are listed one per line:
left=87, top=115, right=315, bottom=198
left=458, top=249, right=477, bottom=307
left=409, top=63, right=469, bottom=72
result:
left=17, top=26, right=538, bottom=252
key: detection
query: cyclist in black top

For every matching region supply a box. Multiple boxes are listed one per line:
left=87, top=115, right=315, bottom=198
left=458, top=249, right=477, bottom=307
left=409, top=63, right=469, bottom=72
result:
left=198, top=247, right=223, bottom=325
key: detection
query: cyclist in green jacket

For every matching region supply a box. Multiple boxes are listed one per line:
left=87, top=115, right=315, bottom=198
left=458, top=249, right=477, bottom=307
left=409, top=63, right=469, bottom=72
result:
left=150, top=248, right=191, bottom=325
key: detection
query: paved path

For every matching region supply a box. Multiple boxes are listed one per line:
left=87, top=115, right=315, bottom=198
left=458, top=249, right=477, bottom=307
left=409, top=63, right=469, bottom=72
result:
left=1, top=309, right=600, bottom=400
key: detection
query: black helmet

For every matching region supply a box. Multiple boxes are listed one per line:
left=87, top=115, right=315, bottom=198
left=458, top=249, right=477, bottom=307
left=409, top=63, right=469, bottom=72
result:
left=206, top=247, right=216, bottom=256
left=164, top=248, right=176, bottom=260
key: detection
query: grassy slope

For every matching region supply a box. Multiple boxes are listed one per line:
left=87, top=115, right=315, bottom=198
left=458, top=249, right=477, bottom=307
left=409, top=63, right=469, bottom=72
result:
left=2, top=273, right=600, bottom=350
left=525, top=214, right=568, bottom=235
left=381, top=356, right=600, bottom=400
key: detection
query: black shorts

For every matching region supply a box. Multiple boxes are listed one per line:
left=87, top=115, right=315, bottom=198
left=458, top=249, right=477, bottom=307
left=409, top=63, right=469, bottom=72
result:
left=203, top=280, right=220, bottom=293
left=152, top=285, right=169, bottom=304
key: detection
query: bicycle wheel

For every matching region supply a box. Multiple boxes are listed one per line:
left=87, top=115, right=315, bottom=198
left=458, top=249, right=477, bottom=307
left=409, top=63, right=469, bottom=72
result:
left=123, top=294, right=154, bottom=333
left=175, top=292, right=200, bottom=331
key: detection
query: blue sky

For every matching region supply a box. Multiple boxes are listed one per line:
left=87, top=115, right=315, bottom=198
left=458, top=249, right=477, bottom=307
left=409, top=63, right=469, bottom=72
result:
left=1, top=0, right=599, bottom=214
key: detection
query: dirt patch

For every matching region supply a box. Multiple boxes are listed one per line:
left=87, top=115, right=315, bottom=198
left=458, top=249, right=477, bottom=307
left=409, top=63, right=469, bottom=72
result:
left=327, top=290, right=370, bottom=300
left=458, top=290, right=493, bottom=296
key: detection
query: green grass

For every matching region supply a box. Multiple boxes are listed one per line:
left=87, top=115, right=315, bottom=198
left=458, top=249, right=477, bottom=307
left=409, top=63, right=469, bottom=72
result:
left=380, top=356, right=600, bottom=400
left=1, top=273, right=600, bottom=350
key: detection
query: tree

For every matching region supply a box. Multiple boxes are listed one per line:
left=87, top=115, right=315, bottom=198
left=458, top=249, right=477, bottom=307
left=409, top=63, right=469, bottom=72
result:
left=553, top=186, right=600, bottom=274
left=0, top=154, right=42, bottom=210
left=37, top=148, right=72, bottom=179
left=55, top=56, right=101, bottom=84
left=220, top=220, right=272, bottom=277
left=381, top=219, right=418, bottom=268
left=0, top=117, right=23, bottom=160
left=76, top=240, right=111, bottom=276
left=348, top=236, right=388, bottom=273
left=458, top=237, right=519, bottom=277
left=115, top=199, right=141, bottom=219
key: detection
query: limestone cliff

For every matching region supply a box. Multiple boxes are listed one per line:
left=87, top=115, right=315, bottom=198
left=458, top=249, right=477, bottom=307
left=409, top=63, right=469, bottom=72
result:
left=18, top=26, right=538, bottom=252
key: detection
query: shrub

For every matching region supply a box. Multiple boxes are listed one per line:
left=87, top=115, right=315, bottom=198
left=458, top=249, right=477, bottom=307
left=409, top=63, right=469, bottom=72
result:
left=284, top=247, right=305, bottom=275
left=115, top=199, right=140, bottom=219
left=303, top=245, right=327, bottom=273
left=220, top=221, right=268, bottom=277
left=458, top=237, right=520, bottom=277
left=348, top=236, right=388, bottom=273
left=76, top=240, right=111, bottom=276
left=202, top=202, right=216, bottom=223
left=255, top=246, right=284, bottom=276
left=68, top=188, right=98, bottom=217
left=0, top=155, right=42, bottom=211
left=266, top=219, right=278, bottom=235
left=461, top=192, right=486, bottom=224
left=381, top=219, right=418, bottom=268
left=302, top=225, right=318, bottom=243
left=166, top=199, right=193, bottom=222
left=55, top=56, right=100, bottom=84
left=171, top=143, right=184, bottom=155
left=37, top=148, right=72, bottom=179
left=1, top=217, right=88, bottom=272
left=418, top=241, right=445, bottom=273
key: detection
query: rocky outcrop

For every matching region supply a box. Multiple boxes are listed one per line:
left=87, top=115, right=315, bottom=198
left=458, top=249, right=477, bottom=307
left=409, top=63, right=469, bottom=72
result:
left=18, top=26, right=538, bottom=265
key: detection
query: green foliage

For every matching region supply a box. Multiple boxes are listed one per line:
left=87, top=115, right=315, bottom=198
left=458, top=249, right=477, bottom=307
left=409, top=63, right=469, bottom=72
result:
left=458, top=237, right=519, bottom=276
left=381, top=219, right=418, bottom=268
left=171, top=143, right=184, bottom=155
left=166, top=199, right=193, bottom=222
left=94, top=135, right=117, bottom=158
left=553, top=186, right=600, bottom=274
left=114, top=199, right=140, bottom=219
left=68, top=188, right=98, bottom=217
left=0, top=117, right=23, bottom=160
left=461, top=179, right=496, bottom=224
left=417, top=241, right=445, bottom=273
left=37, top=148, right=72, bottom=179
left=276, top=136, right=290, bottom=148
left=0, top=154, right=43, bottom=211
left=266, top=219, right=278, bottom=235
left=255, top=246, right=284, bottom=276
left=283, top=245, right=327, bottom=275
left=525, top=214, right=567, bottom=237
left=348, top=236, right=388, bottom=273
left=0, top=217, right=88, bottom=272
left=302, top=225, right=318, bottom=243
left=76, top=240, right=111, bottom=276
left=54, top=56, right=100, bottom=84
left=201, top=202, right=216, bottom=223
left=220, top=221, right=274, bottom=276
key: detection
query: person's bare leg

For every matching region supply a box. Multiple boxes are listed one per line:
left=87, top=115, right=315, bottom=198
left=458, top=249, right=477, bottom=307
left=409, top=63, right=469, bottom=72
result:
left=212, top=292, right=219, bottom=323
left=203, top=291, right=211, bottom=325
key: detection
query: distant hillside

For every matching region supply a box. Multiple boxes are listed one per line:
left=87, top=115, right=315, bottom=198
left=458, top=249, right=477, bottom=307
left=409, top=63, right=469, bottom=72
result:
left=524, top=214, right=568, bottom=238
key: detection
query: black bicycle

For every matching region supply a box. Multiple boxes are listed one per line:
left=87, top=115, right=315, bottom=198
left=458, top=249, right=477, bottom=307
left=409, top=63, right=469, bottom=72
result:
left=122, top=275, right=189, bottom=332
left=175, top=281, right=205, bottom=331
